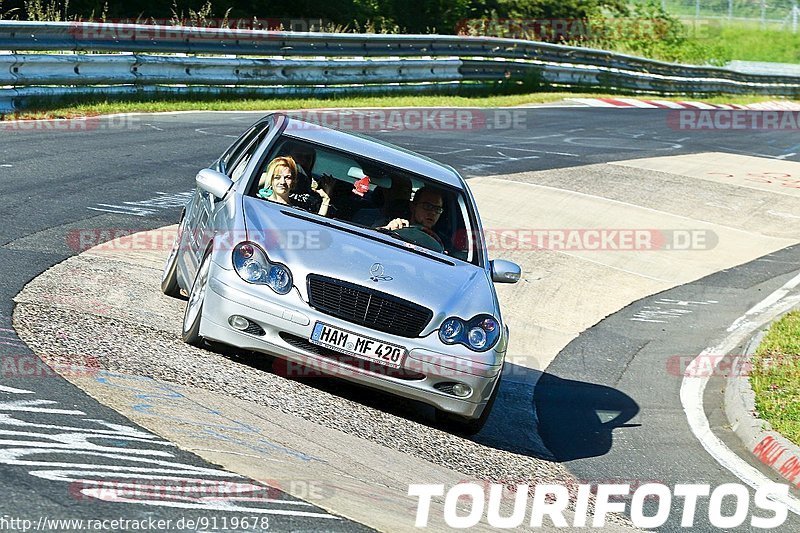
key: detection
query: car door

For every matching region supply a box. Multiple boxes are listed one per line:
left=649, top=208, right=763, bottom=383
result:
left=182, top=117, right=276, bottom=284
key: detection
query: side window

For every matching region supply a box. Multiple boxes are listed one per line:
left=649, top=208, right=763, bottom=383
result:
left=220, top=125, right=257, bottom=173
left=225, top=122, right=271, bottom=182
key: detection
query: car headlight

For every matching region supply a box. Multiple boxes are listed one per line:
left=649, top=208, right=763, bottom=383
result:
left=440, top=318, right=463, bottom=342
left=232, top=242, right=293, bottom=295
left=438, top=314, right=500, bottom=352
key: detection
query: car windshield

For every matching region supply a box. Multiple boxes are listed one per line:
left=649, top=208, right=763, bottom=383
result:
left=247, top=134, right=481, bottom=265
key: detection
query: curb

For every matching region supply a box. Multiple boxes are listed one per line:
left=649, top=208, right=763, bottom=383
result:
left=568, top=97, right=800, bottom=110
left=725, top=326, right=800, bottom=490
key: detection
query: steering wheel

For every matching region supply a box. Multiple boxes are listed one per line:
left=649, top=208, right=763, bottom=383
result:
left=391, top=225, right=444, bottom=253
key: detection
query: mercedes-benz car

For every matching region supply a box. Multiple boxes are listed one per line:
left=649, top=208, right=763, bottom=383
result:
left=161, top=113, right=521, bottom=434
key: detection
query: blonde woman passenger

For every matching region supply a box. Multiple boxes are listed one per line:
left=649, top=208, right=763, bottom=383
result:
left=258, top=156, right=331, bottom=216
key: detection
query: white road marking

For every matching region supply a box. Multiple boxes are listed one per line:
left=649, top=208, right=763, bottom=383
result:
left=0, top=384, right=339, bottom=518
left=648, top=100, right=687, bottom=109
left=415, top=148, right=471, bottom=156
left=0, top=386, right=33, bottom=395
left=614, top=98, right=660, bottom=109
left=0, top=164, right=12, bottom=168
left=705, top=202, right=736, bottom=211
left=0, top=340, right=24, bottom=348
left=460, top=154, right=542, bottom=172
left=681, top=101, right=719, bottom=110
left=659, top=298, right=718, bottom=306
left=680, top=271, right=800, bottom=515
left=699, top=146, right=791, bottom=161
left=631, top=307, right=691, bottom=323
left=553, top=251, right=671, bottom=283
left=566, top=98, right=618, bottom=107
left=563, top=137, right=683, bottom=151
left=88, top=191, right=193, bottom=217
left=194, top=128, right=238, bottom=138
left=767, top=210, right=800, bottom=220
left=776, top=153, right=798, bottom=160
left=500, top=146, right=580, bottom=157
left=631, top=299, right=718, bottom=323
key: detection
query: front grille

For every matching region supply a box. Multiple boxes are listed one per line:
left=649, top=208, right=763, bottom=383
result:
left=279, top=332, right=425, bottom=380
left=306, top=274, right=433, bottom=338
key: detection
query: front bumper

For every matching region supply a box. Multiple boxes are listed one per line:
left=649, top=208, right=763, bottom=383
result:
left=200, top=264, right=504, bottom=419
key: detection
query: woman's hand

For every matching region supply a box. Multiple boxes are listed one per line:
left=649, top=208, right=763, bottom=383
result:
left=315, top=177, right=333, bottom=216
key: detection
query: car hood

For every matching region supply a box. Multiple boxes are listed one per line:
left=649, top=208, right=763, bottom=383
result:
left=242, top=197, right=498, bottom=325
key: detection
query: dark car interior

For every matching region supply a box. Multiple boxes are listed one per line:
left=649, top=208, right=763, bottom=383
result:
left=247, top=137, right=477, bottom=263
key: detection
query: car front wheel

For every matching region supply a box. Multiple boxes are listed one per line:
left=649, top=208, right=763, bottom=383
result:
left=182, top=251, right=211, bottom=346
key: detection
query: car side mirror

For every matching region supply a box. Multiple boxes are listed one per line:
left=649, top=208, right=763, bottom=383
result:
left=491, top=259, right=521, bottom=284
left=196, top=169, right=234, bottom=199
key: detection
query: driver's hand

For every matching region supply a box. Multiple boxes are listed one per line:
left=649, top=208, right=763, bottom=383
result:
left=383, top=218, right=410, bottom=231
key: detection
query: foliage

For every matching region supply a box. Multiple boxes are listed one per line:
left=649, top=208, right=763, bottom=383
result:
left=577, top=1, right=731, bottom=64
left=699, top=21, right=800, bottom=65
left=2, top=0, right=798, bottom=65
left=0, top=0, right=19, bottom=19
left=168, top=0, right=232, bottom=27
left=23, top=0, right=70, bottom=21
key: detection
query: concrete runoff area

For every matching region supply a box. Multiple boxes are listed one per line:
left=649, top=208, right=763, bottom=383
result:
left=12, top=151, right=800, bottom=529
left=13, top=239, right=628, bottom=532
left=610, top=152, right=800, bottom=199
left=483, top=153, right=800, bottom=370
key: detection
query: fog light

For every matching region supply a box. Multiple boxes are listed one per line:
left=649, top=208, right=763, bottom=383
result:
left=228, top=315, right=250, bottom=330
left=451, top=383, right=472, bottom=398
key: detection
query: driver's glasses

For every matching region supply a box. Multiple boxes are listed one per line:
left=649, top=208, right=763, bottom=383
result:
left=419, top=202, right=444, bottom=214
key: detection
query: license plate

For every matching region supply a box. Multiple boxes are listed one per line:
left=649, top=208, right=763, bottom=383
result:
left=310, top=322, right=406, bottom=368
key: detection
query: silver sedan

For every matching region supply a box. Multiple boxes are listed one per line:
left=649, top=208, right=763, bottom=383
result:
left=161, top=113, right=521, bottom=434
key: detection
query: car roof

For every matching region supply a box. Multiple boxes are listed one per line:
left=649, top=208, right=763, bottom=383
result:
left=281, top=116, right=465, bottom=189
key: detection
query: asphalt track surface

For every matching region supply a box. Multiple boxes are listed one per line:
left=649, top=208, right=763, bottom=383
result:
left=1, top=106, right=800, bottom=530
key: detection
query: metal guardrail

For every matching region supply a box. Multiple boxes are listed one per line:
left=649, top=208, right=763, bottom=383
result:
left=0, top=54, right=462, bottom=86
left=0, top=21, right=799, bottom=113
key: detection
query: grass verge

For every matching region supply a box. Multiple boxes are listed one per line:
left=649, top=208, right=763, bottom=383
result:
left=685, top=20, right=800, bottom=65
left=750, top=310, right=800, bottom=446
left=3, top=91, right=797, bottom=120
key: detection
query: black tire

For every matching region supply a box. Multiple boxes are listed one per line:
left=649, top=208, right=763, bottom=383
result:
left=436, top=373, right=502, bottom=436
left=182, top=251, right=211, bottom=347
left=161, top=217, right=184, bottom=298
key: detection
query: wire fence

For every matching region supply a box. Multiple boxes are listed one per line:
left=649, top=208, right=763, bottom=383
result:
left=653, top=0, right=800, bottom=30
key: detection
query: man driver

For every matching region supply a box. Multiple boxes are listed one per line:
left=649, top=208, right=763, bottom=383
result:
left=381, top=186, right=445, bottom=247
